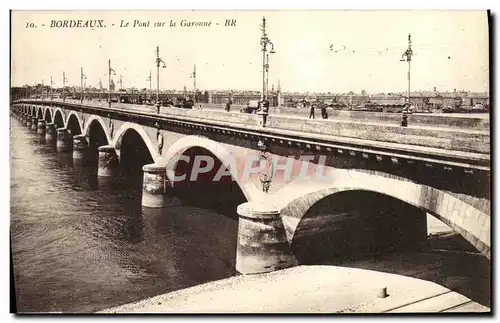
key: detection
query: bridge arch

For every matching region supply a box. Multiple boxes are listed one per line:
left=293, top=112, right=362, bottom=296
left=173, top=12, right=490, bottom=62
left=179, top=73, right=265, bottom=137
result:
left=36, top=106, right=43, bottom=119
left=53, top=108, right=65, bottom=129
left=83, top=115, right=111, bottom=164
left=113, top=123, right=159, bottom=162
left=83, top=115, right=112, bottom=145
left=160, top=135, right=255, bottom=203
left=112, top=125, right=157, bottom=188
left=276, top=170, right=490, bottom=259
left=65, top=111, right=83, bottom=135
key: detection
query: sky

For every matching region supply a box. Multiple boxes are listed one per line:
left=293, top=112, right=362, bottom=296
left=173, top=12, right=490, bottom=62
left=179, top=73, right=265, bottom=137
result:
left=11, top=10, right=490, bottom=93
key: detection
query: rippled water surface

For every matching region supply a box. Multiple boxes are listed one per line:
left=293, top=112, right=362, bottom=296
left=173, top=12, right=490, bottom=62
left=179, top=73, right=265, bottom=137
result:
left=10, top=116, right=238, bottom=313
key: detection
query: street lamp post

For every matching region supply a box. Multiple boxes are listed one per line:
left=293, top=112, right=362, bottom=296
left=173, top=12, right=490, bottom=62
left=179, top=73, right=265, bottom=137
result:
left=156, top=46, right=166, bottom=113
left=191, top=64, right=197, bottom=102
left=400, top=33, right=413, bottom=106
left=50, top=76, right=54, bottom=100
left=98, top=78, right=103, bottom=101
left=265, top=52, right=276, bottom=98
left=266, top=53, right=269, bottom=97
left=399, top=34, right=413, bottom=127
left=62, top=72, right=68, bottom=102
left=108, top=59, right=116, bottom=108
left=147, top=70, right=152, bottom=102
left=260, top=17, right=275, bottom=100
left=80, top=67, right=87, bottom=104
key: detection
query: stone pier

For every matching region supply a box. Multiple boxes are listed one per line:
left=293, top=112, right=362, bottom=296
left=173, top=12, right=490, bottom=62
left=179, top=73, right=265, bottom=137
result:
left=26, top=115, right=32, bottom=128
left=56, top=127, right=71, bottom=152
left=31, top=117, right=38, bottom=130
left=142, top=164, right=168, bottom=208
left=236, top=202, right=298, bottom=275
left=97, top=145, right=119, bottom=177
left=37, top=120, right=46, bottom=135
left=45, top=123, right=56, bottom=141
left=73, top=135, right=88, bottom=159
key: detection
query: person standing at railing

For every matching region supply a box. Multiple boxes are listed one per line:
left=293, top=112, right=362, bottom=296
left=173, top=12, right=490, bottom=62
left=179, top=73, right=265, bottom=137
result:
left=321, top=103, right=328, bottom=119
left=261, top=97, right=270, bottom=127
left=225, top=99, right=233, bottom=112
left=400, top=103, right=410, bottom=127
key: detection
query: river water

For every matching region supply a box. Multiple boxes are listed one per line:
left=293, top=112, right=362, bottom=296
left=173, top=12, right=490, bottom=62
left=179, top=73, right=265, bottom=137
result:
left=10, top=116, right=238, bottom=313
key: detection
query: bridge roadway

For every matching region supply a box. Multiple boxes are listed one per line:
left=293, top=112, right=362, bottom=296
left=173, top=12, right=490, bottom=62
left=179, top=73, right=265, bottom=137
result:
left=50, top=98, right=491, bottom=125
left=26, top=98, right=490, bottom=171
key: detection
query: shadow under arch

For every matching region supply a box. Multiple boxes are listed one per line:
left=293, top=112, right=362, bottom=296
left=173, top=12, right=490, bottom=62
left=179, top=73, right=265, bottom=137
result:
left=36, top=107, right=43, bottom=119
left=116, top=127, right=155, bottom=191
left=85, top=117, right=110, bottom=164
left=65, top=112, right=83, bottom=136
left=53, top=109, right=65, bottom=129
left=83, top=115, right=111, bottom=144
left=44, top=108, right=52, bottom=123
left=289, top=189, right=428, bottom=264
left=160, top=135, right=255, bottom=202
left=113, top=122, right=160, bottom=163
left=160, top=136, right=250, bottom=217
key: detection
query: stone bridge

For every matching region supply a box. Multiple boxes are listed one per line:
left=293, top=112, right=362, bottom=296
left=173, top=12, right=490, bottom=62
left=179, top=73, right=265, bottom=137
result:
left=10, top=99, right=491, bottom=274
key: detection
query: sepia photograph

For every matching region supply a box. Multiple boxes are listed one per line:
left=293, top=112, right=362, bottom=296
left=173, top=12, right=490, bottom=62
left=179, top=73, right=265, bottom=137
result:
left=9, top=9, right=491, bottom=314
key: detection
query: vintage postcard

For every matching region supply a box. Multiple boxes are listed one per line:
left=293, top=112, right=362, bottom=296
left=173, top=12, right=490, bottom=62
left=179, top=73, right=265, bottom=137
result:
left=9, top=10, right=491, bottom=314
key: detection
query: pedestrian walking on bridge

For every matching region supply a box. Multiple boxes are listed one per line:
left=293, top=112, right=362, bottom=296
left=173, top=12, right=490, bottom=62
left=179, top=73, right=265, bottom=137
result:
left=401, top=103, right=410, bottom=127
left=308, top=103, right=315, bottom=119
left=262, top=98, right=270, bottom=127
left=401, top=112, right=408, bottom=127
